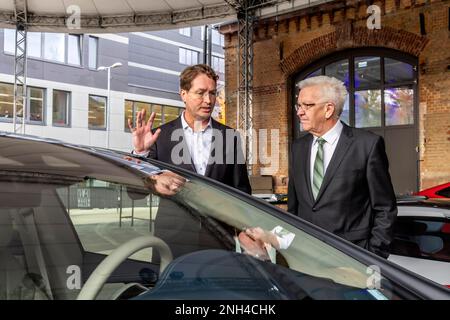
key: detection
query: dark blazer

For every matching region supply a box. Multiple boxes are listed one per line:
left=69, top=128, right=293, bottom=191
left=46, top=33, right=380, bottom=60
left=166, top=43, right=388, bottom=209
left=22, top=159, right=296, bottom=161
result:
left=148, top=116, right=251, bottom=261
left=287, top=122, right=397, bottom=258
left=148, top=116, right=251, bottom=194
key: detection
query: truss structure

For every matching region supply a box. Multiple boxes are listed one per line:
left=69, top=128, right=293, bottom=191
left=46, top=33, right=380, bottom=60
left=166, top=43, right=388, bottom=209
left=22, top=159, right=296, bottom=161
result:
left=225, top=0, right=280, bottom=174
left=0, top=4, right=236, bottom=33
left=13, top=0, right=28, bottom=134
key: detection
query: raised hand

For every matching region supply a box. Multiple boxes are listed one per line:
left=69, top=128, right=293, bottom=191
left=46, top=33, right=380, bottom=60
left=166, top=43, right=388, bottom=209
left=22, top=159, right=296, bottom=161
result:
left=244, top=227, right=280, bottom=250
left=128, top=109, right=161, bottom=153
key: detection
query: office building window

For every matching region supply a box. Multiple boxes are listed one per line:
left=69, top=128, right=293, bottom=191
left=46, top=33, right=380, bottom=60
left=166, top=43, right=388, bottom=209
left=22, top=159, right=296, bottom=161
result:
left=293, top=49, right=417, bottom=136
left=124, top=100, right=182, bottom=131
left=0, top=82, right=20, bottom=120
left=125, top=101, right=151, bottom=131
left=43, top=33, right=81, bottom=65
left=0, top=84, right=44, bottom=124
left=53, top=90, right=70, bottom=126
left=68, top=34, right=82, bottom=66
left=201, top=27, right=225, bottom=47
left=164, top=106, right=181, bottom=124
left=4, top=30, right=42, bottom=58
left=89, top=36, right=98, bottom=69
left=89, top=95, right=106, bottom=129
left=152, top=104, right=162, bottom=128
left=28, top=87, right=45, bottom=123
left=212, top=56, right=225, bottom=73
left=179, top=28, right=191, bottom=37
left=27, top=32, right=42, bottom=58
left=179, top=47, right=199, bottom=66
left=124, top=100, right=134, bottom=130
left=44, top=33, right=65, bottom=63
left=212, top=29, right=224, bottom=46
left=5, top=31, right=83, bottom=64
left=3, top=29, right=15, bottom=53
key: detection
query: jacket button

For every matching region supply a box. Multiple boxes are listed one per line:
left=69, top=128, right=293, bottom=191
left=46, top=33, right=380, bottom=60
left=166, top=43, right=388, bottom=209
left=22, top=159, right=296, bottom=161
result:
left=312, top=207, right=317, bottom=212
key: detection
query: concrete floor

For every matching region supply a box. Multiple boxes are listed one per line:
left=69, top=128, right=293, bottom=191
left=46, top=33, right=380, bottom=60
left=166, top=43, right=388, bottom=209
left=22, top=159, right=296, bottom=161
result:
left=69, top=206, right=159, bottom=262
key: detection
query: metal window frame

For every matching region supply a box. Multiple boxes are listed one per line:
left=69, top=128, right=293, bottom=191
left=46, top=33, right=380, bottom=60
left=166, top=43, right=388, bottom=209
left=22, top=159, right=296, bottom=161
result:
left=88, top=94, right=107, bottom=130
left=67, top=34, right=82, bottom=67
left=43, top=32, right=66, bottom=64
left=292, top=48, right=418, bottom=138
left=88, top=36, right=99, bottom=70
left=52, top=89, right=71, bottom=127
left=26, top=86, right=46, bottom=125
left=178, top=27, right=191, bottom=37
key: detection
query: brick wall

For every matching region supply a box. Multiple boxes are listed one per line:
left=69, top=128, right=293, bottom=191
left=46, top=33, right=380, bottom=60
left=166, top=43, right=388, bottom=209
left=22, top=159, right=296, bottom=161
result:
left=222, top=0, right=450, bottom=193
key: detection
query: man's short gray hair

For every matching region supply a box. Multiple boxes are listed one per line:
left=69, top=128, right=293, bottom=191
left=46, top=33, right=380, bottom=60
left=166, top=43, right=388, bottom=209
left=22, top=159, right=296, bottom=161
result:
left=298, top=76, right=348, bottom=118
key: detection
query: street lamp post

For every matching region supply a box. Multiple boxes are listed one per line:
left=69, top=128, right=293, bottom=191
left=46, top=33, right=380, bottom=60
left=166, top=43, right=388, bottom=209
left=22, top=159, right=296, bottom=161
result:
left=97, top=62, right=122, bottom=149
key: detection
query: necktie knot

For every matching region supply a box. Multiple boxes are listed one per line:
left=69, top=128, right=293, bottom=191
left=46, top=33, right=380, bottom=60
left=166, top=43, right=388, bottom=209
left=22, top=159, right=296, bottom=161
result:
left=317, top=137, right=326, bottom=146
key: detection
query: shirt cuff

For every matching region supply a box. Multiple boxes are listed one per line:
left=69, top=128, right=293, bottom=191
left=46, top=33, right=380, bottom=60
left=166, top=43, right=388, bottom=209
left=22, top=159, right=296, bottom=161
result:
left=132, top=149, right=150, bottom=157
left=271, top=226, right=295, bottom=250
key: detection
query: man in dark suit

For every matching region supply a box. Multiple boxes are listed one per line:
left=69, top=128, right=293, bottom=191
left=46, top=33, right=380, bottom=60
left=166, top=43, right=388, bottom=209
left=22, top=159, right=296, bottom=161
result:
left=128, top=64, right=251, bottom=260
left=288, top=75, right=397, bottom=258
left=128, top=64, right=251, bottom=194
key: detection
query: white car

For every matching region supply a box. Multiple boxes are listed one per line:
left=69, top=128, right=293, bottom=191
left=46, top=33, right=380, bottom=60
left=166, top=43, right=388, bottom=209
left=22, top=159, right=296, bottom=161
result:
left=389, top=198, right=450, bottom=288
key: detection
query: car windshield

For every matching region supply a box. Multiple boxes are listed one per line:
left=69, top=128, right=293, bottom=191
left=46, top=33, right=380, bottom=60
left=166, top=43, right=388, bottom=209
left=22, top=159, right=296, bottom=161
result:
left=0, top=136, right=422, bottom=300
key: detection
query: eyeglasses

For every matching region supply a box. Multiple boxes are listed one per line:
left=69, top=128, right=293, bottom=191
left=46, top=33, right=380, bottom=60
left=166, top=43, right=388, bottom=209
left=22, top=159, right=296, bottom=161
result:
left=189, top=90, right=217, bottom=100
left=294, top=101, right=327, bottom=112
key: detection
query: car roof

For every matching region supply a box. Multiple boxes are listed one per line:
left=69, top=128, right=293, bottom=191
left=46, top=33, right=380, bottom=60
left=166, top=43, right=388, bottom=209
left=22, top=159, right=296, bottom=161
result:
left=0, top=131, right=132, bottom=159
left=0, top=132, right=164, bottom=186
left=397, top=199, right=450, bottom=218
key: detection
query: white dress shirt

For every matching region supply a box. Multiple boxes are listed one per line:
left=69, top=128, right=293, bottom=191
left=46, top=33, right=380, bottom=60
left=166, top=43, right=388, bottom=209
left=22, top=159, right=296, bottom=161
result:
left=180, top=112, right=212, bottom=176
left=133, top=112, right=212, bottom=176
left=310, top=121, right=344, bottom=188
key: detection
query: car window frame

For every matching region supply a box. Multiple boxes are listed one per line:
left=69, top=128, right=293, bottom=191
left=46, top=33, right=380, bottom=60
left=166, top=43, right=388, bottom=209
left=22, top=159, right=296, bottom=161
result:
left=436, top=186, right=450, bottom=198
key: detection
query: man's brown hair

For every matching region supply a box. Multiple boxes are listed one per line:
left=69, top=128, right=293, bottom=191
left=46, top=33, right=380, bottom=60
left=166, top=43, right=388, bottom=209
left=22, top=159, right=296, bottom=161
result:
left=180, top=64, right=219, bottom=91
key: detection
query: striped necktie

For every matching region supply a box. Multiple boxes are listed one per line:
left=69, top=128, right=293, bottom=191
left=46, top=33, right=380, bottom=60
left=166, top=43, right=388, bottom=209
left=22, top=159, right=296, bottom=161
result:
left=312, top=137, right=326, bottom=200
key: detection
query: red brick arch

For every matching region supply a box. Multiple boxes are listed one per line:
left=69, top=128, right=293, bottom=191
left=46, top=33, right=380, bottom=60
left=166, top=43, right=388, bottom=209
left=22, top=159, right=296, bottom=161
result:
left=279, top=25, right=429, bottom=76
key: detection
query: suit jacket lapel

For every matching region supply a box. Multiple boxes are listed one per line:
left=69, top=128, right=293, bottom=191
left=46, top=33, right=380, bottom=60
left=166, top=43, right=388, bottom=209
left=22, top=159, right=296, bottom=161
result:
left=314, top=123, right=353, bottom=204
left=302, top=134, right=315, bottom=204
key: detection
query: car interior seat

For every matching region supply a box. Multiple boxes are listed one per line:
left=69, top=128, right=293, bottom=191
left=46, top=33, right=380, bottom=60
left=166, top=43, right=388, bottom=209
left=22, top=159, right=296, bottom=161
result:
left=32, top=188, right=85, bottom=300
left=0, top=182, right=52, bottom=300
left=0, top=210, right=50, bottom=300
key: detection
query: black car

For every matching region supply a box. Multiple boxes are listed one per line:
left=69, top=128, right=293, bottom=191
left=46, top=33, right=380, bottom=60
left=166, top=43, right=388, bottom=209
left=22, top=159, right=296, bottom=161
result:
left=0, top=133, right=448, bottom=300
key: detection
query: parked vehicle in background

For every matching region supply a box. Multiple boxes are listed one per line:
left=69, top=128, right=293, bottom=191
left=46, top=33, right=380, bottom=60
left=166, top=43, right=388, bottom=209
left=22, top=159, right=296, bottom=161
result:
left=415, top=182, right=450, bottom=199
left=0, top=133, right=449, bottom=300
left=389, top=197, right=450, bottom=288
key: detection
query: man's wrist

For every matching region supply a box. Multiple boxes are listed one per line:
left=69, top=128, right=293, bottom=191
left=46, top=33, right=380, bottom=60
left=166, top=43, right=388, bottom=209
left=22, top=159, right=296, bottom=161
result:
left=133, top=149, right=150, bottom=156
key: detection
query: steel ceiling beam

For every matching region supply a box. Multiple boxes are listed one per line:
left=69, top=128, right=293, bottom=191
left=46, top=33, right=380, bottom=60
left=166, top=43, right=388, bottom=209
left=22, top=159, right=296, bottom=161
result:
left=0, top=4, right=236, bottom=33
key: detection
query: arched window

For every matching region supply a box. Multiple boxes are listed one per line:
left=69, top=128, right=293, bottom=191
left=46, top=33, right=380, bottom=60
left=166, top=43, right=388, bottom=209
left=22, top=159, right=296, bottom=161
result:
left=292, top=48, right=418, bottom=139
